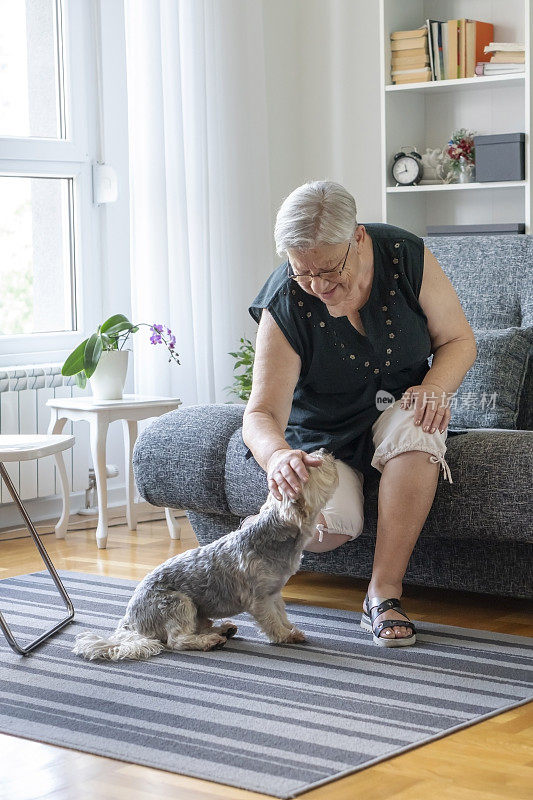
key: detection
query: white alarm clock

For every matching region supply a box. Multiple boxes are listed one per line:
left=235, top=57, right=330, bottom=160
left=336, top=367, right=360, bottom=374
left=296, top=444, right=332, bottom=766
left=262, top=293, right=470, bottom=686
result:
left=392, top=147, right=424, bottom=186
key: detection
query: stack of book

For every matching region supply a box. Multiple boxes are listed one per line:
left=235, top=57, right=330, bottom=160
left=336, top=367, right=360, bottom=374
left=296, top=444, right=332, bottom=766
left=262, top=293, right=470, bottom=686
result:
left=477, top=43, right=525, bottom=75
left=390, top=18, right=496, bottom=83
left=390, top=27, right=431, bottom=84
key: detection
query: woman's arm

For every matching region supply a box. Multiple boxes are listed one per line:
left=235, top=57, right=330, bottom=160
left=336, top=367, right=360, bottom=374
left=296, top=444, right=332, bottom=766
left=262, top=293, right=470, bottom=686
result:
left=419, top=246, right=477, bottom=394
left=401, top=246, right=477, bottom=432
left=242, top=308, right=322, bottom=499
left=242, top=308, right=301, bottom=469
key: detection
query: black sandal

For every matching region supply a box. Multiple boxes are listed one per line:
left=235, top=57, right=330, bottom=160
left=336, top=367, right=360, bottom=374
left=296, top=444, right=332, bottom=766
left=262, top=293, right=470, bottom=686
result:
left=360, top=594, right=417, bottom=647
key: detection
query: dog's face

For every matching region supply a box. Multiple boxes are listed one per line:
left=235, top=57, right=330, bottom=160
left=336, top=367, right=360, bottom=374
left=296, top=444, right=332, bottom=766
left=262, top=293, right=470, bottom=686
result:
left=264, top=448, right=339, bottom=529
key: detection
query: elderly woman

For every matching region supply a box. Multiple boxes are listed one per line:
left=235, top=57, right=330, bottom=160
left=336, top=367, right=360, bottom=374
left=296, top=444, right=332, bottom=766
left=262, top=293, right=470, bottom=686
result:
left=241, top=181, right=476, bottom=648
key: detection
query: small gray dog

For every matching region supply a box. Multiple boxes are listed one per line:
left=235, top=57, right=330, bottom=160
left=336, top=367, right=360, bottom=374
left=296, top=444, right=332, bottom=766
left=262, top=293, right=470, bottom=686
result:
left=73, top=448, right=338, bottom=661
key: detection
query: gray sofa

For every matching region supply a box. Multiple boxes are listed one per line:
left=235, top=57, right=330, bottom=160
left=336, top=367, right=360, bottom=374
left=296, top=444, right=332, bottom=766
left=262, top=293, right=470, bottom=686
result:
left=133, top=235, right=533, bottom=600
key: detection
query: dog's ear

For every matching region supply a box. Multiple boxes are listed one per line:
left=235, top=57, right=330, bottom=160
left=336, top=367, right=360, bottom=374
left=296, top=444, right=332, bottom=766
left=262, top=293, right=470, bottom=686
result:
left=274, top=492, right=309, bottom=529
left=300, top=450, right=338, bottom=513
left=309, top=447, right=325, bottom=460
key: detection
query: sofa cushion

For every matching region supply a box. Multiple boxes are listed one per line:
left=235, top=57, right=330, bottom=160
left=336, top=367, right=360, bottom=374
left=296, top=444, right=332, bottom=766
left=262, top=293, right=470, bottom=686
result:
left=448, top=327, right=532, bottom=429
left=223, top=424, right=533, bottom=544
left=423, top=235, right=532, bottom=329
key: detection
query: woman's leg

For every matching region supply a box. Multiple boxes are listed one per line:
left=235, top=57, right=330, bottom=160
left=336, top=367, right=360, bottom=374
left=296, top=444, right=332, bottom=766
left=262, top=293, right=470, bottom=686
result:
left=366, top=451, right=439, bottom=638
left=239, top=511, right=354, bottom=551
left=304, top=460, right=364, bottom=552
left=368, top=398, right=450, bottom=639
left=302, top=513, right=354, bottom=552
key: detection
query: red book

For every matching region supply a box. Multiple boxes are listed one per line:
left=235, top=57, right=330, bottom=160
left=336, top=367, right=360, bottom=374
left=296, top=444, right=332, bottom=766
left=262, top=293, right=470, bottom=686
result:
left=466, top=20, right=494, bottom=78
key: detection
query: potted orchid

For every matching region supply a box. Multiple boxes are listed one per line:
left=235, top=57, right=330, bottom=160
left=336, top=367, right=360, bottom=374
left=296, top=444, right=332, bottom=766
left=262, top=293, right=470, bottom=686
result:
left=62, top=314, right=180, bottom=400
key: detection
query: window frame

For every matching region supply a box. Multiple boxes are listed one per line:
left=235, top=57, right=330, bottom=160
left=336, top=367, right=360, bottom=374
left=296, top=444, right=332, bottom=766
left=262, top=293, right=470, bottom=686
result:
left=0, top=0, right=102, bottom=367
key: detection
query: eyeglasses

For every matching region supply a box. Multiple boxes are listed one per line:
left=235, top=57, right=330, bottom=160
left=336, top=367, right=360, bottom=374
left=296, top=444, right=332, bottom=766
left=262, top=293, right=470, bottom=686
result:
left=287, top=241, right=351, bottom=285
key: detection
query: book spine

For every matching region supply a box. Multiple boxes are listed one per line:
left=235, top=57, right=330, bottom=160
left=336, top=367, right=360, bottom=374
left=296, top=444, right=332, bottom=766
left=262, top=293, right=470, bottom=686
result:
left=458, top=19, right=466, bottom=79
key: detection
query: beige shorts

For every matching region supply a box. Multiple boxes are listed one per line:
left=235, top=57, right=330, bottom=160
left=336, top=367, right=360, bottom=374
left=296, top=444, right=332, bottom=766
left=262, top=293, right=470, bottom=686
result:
left=318, top=397, right=452, bottom=541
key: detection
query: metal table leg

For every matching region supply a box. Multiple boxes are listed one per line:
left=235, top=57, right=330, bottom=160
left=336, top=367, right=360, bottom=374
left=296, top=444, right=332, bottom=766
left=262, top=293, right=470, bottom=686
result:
left=0, top=462, right=75, bottom=656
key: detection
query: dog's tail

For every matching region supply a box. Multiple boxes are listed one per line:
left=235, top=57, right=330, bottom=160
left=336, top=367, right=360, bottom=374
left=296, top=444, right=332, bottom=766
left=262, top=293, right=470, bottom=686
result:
left=73, top=620, right=165, bottom=661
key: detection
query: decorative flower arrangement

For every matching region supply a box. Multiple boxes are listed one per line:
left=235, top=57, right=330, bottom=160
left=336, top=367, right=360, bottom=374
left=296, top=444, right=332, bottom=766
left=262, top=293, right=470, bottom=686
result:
left=445, top=128, right=476, bottom=178
left=62, top=314, right=180, bottom=389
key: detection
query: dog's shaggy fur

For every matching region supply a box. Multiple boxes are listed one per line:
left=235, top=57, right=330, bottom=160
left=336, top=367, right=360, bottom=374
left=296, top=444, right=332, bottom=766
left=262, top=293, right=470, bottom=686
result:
left=73, top=449, right=338, bottom=660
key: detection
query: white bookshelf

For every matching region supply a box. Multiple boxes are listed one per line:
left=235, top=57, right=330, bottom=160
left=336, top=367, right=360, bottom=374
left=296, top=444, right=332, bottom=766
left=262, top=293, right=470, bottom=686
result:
left=379, top=0, right=531, bottom=236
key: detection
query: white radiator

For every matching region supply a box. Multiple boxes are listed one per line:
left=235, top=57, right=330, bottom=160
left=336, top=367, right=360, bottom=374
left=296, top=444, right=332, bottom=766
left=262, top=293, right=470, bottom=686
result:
left=0, top=364, right=91, bottom=505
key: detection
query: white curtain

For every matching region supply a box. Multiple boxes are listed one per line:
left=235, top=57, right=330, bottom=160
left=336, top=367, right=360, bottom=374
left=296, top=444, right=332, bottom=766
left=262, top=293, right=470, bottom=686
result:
left=124, top=0, right=273, bottom=405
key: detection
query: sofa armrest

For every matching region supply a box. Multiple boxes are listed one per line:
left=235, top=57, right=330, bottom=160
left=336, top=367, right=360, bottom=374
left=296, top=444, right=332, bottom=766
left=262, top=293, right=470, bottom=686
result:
left=132, top=403, right=245, bottom=513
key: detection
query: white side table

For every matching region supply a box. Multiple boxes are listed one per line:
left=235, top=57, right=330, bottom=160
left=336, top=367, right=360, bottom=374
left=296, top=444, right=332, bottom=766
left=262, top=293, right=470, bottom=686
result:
left=46, top=394, right=182, bottom=549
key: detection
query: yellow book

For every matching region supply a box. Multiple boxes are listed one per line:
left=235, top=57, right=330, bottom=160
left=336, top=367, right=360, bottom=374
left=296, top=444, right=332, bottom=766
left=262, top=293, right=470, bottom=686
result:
left=392, top=48, right=429, bottom=61
left=393, top=72, right=432, bottom=84
left=391, top=38, right=429, bottom=52
left=491, top=52, right=525, bottom=62
left=458, top=18, right=466, bottom=78
left=391, top=27, right=428, bottom=41
left=392, top=56, right=430, bottom=67
left=447, top=19, right=459, bottom=79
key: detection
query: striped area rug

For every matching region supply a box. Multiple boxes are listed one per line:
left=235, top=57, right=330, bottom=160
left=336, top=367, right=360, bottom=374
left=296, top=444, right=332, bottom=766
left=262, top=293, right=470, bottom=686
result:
left=0, top=571, right=532, bottom=799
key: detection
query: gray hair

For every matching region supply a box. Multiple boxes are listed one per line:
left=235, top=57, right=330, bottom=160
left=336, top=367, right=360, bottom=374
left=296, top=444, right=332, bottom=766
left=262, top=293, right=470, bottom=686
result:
left=274, top=180, right=358, bottom=256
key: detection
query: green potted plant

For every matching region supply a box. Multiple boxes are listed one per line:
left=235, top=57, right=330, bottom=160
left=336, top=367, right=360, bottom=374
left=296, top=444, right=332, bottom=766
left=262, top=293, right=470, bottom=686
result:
left=225, top=335, right=255, bottom=402
left=61, top=314, right=180, bottom=400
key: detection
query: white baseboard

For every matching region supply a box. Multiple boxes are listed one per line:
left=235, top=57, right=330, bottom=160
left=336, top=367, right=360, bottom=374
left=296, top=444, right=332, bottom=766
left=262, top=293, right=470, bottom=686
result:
left=0, top=484, right=186, bottom=539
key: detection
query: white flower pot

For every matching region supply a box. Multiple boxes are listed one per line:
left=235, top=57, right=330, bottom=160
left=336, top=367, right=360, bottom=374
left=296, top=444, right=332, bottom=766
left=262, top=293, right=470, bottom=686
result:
left=90, top=350, right=129, bottom=400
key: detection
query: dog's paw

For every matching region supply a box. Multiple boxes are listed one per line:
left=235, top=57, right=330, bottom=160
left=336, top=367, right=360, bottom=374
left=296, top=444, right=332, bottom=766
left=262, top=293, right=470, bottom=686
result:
left=285, top=627, right=306, bottom=643
left=219, top=621, right=238, bottom=638
left=270, top=627, right=307, bottom=644
left=204, top=633, right=227, bottom=651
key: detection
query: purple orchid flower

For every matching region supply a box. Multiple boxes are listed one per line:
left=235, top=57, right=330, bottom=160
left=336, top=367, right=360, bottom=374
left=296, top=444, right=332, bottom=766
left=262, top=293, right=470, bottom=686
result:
left=148, top=323, right=180, bottom=364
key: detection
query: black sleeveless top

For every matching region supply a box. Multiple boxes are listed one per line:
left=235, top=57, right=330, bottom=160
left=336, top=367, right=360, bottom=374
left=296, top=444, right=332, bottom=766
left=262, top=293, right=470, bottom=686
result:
left=246, top=222, right=433, bottom=477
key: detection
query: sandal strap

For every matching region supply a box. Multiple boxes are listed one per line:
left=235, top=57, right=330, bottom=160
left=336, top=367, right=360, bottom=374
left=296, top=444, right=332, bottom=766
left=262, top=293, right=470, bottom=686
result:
left=365, top=595, right=400, bottom=608
left=364, top=594, right=416, bottom=635
left=366, top=596, right=403, bottom=616
left=375, top=618, right=417, bottom=634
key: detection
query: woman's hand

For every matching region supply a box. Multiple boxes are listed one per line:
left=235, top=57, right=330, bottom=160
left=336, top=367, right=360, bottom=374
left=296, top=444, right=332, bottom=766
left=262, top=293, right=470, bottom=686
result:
left=400, top=383, right=453, bottom=434
left=266, top=448, right=323, bottom=501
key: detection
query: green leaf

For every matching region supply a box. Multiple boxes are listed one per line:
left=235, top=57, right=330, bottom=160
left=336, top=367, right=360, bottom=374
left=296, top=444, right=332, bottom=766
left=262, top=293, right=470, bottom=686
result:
left=102, top=321, right=134, bottom=338
left=62, top=338, right=89, bottom=376
left=83, top=333, right=103, bottom=378
left=101, top=314, right=131, bottom=333
left=100, top=332, right=116, bottom=349
left=74, top=371, right=87, bottom=389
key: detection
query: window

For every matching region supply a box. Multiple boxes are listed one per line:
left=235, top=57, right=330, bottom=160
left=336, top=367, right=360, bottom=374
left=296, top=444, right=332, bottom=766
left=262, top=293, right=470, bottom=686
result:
left=0, top=176, right=75, bottom=335
left=0, top=0, right=65, bottom=139
left=0, top=0, right=101, bottom=364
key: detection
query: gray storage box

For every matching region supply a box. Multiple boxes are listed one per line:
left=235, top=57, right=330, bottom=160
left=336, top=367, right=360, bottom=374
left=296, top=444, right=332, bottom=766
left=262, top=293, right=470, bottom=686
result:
left=426, top=223, right=525, bottom=236
left=473, top=133, right=525, bottom=182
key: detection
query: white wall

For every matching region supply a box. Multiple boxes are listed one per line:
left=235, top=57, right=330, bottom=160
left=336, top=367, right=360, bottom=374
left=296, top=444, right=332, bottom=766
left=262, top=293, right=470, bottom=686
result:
left=261, top=0, right=383, bottom=272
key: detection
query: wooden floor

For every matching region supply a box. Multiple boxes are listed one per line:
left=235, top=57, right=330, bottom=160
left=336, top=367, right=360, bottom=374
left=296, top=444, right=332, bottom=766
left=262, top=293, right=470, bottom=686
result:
left=1, top=518, right=532, bottom=800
